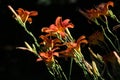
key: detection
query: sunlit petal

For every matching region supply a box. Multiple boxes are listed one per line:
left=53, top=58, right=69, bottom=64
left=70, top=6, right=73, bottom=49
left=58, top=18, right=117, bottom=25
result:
left=55, top=16, right=62, bottom=27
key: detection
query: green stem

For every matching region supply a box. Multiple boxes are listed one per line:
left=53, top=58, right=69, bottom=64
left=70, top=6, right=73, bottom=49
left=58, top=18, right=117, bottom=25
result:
left=74, top=50, right=92, bottom=80
left=56, top=33, right=64, bottom=43
left=104, top=16, right=120, bottom=52
left=55, top=60, right=68, bottom=80
left=65, top=28, right=74, bottom=80
left=22, top=24, right=40, bottom=48
left=100, top=25, right=119, bottom=53
left=47, top=67, right=57, bottom=80
left=69, top=58, right=73, bottom=80
left=59, top=65, right=68, bottom=80
left=65, top=28, right=74, bottom=41
left=114, top=15, right=120, bottom=23
left=93, top=18, right=119, bottom=53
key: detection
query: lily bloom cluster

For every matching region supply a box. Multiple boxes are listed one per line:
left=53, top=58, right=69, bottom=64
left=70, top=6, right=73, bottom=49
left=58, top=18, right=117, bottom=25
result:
left=8, top=1, right=120, bottom=80
left=88, top=1, right=113, bottom=19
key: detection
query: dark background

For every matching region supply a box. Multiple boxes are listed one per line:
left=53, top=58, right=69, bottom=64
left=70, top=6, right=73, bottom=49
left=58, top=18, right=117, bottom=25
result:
left=0, top=0, right=120, bottom=80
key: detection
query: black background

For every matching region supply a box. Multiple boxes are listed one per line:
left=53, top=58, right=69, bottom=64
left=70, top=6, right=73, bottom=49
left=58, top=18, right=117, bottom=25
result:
left=0, top=0, right=120, bottom=80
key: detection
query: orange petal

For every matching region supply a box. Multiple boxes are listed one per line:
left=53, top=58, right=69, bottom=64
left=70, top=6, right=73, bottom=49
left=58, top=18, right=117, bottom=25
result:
left=27, top=17, right=32, bottom=24
left=53, top=52, right=59, bottom=57
left=41, top=24, right=57, bottom=33
left=54, top=38, right=61, bottom=43
left=79, top=39, right=88, bottom=44
left=41, top=27, right=49, bottom=32
left=16, top=8, right=24, bottom=16
left=67, top=42, right=77, bottom=48
left=36, top=58, right=43, bottom=62
left=62, top=19, right=70, bottom=25
left=55, top=16, right=62, bottom=27
left=30, top=11, right=38, bottom=16
left=49, top=24, right=58, bottom=31
left=107, top=1, right=114, bottom=7
left=66, top=23, right=74, bottom=28
left=40, top=52, right=49, bottom=58
left=77, top=35, right=86, bottom=43
left=39, top=35, right=49, bottom=43
left=41, top=27, right=52, bottom=33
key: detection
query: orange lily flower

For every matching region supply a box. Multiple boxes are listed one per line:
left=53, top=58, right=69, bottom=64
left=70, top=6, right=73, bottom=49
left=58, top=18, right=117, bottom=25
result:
left=41, top=16, right=74, bottom=37
left=16, top=8, right=38, bottom=24
left=37, top=48, right=59, bottom=63
left=96, top=1, right=114, bottom=16
left=60, top=35, right=88, bottom=58
left=60, top=42, right=77, bottom=58
left=39, top=35, right=62, bottom=50
left=39, top=35, right=54, bottom=49
left=80, top=1, right=114, bottom=20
